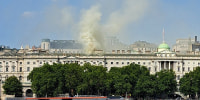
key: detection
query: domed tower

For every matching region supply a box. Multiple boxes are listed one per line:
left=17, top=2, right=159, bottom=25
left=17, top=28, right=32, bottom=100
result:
left=41, top=39, right=50, bottom=50
left=158, top=43, right=170, bottom=52
left=157, top=28, right=170, bottom=52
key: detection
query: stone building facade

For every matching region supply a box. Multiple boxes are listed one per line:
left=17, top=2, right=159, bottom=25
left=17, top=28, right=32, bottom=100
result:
left=0, top=42, right=200, bottom=98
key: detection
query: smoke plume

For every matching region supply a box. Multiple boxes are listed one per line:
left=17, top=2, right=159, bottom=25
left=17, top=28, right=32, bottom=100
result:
left=33, top=0, right=151, bottom=55
left=79, top=0, right=150, bottom=54
left=79, top=6, right=104, bottom=55
left=104, top=0, right=149, bottom=34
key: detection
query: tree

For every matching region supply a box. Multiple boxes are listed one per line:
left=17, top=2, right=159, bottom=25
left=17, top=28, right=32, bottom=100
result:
left=64, top=63, right=84, bottom=96
left=108, top=63, right=150, bottom=97
left=134, top=75, right=157, bottom=99
left=78, top=63, right=107, bottom=95
left=121, top=64, right=150, bottom=97
left=179, top=67, right=200, bottom=98
left=155, top=70, right=177, bottom=97
left=28, top=63, right=67, bottom=97
left=3, top=76, right=23, bottom=97
left=179, top=72, right=197, bottom=98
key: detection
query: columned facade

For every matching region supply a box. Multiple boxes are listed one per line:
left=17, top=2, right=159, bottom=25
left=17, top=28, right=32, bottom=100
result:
left=0, top=54, right=200, bottom=98
left=159, top=61, right=174, bottom=71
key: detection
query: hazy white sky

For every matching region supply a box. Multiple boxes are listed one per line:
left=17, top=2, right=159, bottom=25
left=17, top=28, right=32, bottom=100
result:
left=0, top=0, right=200, bottom=48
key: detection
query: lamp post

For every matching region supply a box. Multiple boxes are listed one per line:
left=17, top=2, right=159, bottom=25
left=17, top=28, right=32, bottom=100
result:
left=190, top=78, right=192, bottom=99
left=125, top=78, right=127, bottom=100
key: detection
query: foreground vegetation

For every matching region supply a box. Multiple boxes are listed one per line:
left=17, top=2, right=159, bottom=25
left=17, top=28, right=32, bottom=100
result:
left=3, top=63, right=200, bottom=99
left=3, top=76, right=23, bottom=97
left=28, top=63, right=177, bottom=98
left=179, top=67, right=200, bottom=98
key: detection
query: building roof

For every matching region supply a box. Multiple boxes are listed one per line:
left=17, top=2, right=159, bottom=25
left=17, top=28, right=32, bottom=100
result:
left=158, top=43, right=170, bottom=50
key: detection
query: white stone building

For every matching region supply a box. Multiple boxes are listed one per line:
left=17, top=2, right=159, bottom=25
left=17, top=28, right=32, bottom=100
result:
left=0, top=41, right=200, bottom=98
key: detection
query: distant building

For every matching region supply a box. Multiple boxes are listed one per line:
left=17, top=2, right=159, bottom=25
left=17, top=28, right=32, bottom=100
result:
left=104, top=36, right=129, bottom=53
left=41, top=39, right=50, bottom=50
left=41, top=39, right=83, bottom=54
left=130, top=41, right=157, bottom=53
left=192, top=36, right=200, bottom=52
left=41, top=37, right=131, bottom=54
left=0, top=45, right=10, bottom=51
left=172, top=37, right=195, bottom=53
left=172, top=36, right=200, bottom=54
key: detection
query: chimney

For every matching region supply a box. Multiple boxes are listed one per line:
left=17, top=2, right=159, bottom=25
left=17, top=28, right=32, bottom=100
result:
left=195, top=36, right=197, bottom=43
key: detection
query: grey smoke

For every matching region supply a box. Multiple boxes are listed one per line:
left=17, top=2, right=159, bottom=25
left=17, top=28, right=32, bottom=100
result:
left=34, top=0, right=152, bottom=54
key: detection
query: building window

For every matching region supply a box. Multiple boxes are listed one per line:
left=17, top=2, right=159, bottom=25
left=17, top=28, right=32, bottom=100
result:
left=93, top=62, right=96, bottom=64
left=177, top=75, right=180, bottom=80
left=40, top=62, right=42, bottom=64
left=99, top=62, right=102, bottom=65
left=19, top=76, right=22, bottom=81
left=155, top=67, right=157, bottom=71
left=188, top=67, right=190, bottom=71
left=116, top=62, right=119, bottom=64
left=122, top=62, right=124, bottom=64
left=138, top=62, right=140, bottom=64
left=149, top=67, right=151, bottom=71
left=33, top=62, right=36, bottom=64
left=0, top=62, right=1, bottom=64
left=198, top=62, right=200, bottom=66
left=27, top=62, right=30, bottom=64
left=27, top=76, right=30, bottom=81
left=12, top=66, right=15, bottom=72
left=143, top=62, right=145, bottom=65
left=20, top=62, right=22, bottom=64
left=127, top=62, right=129, bottom=65
left=27, top=67, right=30, bottom=72
left=182, top=67, right=185, bottom=72
left=111, top=62, right=113, bottom=64
left=6, top=66, right=9, bottom=72
left=20, top=67, right=22, bottom=72
left=178, top=67, right=180, bottom=72
left=0, top=66, right=2, bottom=72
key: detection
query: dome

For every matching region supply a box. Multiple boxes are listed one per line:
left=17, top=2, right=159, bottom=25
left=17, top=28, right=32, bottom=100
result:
left=158, top=43, right=170, bottom=49
left=158, top=43, right=170, bottom=52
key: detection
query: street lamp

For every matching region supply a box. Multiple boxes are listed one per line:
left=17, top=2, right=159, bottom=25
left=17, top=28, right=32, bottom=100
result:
left=125, top=78, right=128, bottom=100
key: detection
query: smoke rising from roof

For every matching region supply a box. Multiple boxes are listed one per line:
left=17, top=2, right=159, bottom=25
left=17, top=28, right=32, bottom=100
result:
left=33, top=0, right=152, bottom=54
left=78, top=0, right=150, bottom=54
left=79, top=6, right=104, bottom=54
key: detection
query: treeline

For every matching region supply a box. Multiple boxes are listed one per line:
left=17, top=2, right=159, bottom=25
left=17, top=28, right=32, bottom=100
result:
left=28, top=63, right=177, bottom=99
left=179, top=67, right=200, bottom=99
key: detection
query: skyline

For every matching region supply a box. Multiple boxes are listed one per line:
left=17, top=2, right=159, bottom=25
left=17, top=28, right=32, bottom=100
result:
left=0, top=0, right=200, bottom=49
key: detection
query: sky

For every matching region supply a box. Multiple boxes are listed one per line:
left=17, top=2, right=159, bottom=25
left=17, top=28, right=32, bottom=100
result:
left=0, top=0, right=200, bottom=49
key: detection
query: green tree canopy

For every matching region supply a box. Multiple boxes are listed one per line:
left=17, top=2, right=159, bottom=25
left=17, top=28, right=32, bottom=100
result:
left=3, top=76, right=23, bottom=97
left=28, top=62, right=178, bottom=98
left=179, top=67, right=200, bottom=98
left=155, top=70, right=177, bottom=96
left=77, top=63, right=107, bottom=95
left=134, top=75, right=157, bottom=98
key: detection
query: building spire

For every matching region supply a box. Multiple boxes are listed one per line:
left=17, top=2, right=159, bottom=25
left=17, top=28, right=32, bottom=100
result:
left=163, top=28, right=165, bottom=43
